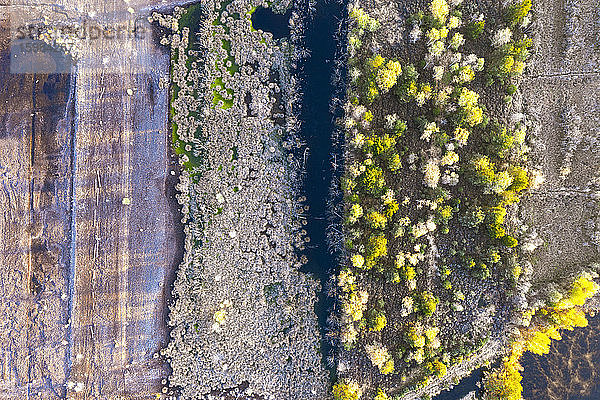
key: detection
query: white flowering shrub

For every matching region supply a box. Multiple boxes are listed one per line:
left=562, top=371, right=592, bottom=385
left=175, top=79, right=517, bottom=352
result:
left=338, top=269, right=357, bottom=292
left=410, top=25, right=422, bottom=43
left=401, top=296, right=414, bottom=317
left=423, top=160, right=441, bottom=188
left=341, top=324, right=359, bottom=348
left=441, top=170, right=459, bottom=186
left=365, top=342, right=395, bottom=374
left=492, top=27, right=513, bottom=48
left=421, top=121, right=439, bottom=142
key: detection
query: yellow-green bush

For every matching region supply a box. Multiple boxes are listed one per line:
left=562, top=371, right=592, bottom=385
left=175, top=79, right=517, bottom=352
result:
left=333, top=380, right=362, bottom=400
left=506, top=0, right=532, bottom=27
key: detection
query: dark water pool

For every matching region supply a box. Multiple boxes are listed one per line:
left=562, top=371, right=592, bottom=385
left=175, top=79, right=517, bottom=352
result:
left=295, top=0, right=345, bottom=376
left=434, top=369, right=483, bottom=400
left=250, top=7, right=291, bottom=39
left=521, top=314, right=600, bottom=400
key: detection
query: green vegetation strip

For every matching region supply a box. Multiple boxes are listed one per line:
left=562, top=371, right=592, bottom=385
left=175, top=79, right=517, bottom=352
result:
left=170, top=4, right=206, bottom=174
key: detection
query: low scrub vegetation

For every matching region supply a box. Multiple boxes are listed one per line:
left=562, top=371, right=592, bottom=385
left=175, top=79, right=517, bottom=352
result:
left=335, top=0, right=540, bottom=396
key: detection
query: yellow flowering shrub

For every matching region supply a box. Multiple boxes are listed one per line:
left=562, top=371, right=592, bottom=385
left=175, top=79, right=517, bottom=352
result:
left=558, top=276, right=599, bottom=308
left=454, top=126, right=470, bottom=146
left=332, top=380, right=362, bottom=400
left=368, top=54, right=385, bottom=69
left=441, top=151, right=459, bottom=166
left=506, top=0, right=532, bottom=26
left=430, top=0, right=449, bottom=23
left=366, top=211, right=388, bottom=229
left=407, top=326, right=426, bottom=348
left=375, top=60, right=403, bottom=93
left=374, top=389, right=389, bottom=400
left=425, top=359, right=447, bottom=377
left=343, top=290, right=369, bottom=321
left=455, top=65, right=475, bottom=83
left=351, top=254, right=365, bottom=269
left=465, top=106, right=483, bottom=126
left=348, top=203, right=364, bottom=223
left=457, top=87, right=480, bottom=109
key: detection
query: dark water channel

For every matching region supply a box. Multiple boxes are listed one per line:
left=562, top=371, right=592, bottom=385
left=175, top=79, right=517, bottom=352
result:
left=294, top=0, right=345, bottom=376
left=253, top=0, right=343, bottom=377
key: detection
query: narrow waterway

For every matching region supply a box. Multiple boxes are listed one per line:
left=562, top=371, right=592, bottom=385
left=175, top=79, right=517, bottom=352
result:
left=295, top=0, right=346, bottom=373
left=250, top=0, right=346, bottom=380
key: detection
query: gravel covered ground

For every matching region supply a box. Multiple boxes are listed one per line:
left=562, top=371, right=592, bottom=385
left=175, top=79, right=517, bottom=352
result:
left=519, top=0, right=600, bottom=286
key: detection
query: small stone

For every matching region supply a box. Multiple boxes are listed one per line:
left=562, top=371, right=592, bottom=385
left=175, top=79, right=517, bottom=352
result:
left=126, top=88, right=134, bottom=96
left=228, top=230, right=237, bottom=238
left=74, top=382, right=85, bottom=393
left=122, top=197, right=131, bottom=205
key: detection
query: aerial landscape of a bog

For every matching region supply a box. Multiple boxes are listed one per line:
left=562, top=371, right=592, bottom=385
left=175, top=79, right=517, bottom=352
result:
left=0, top=0, right=599, bottom=399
